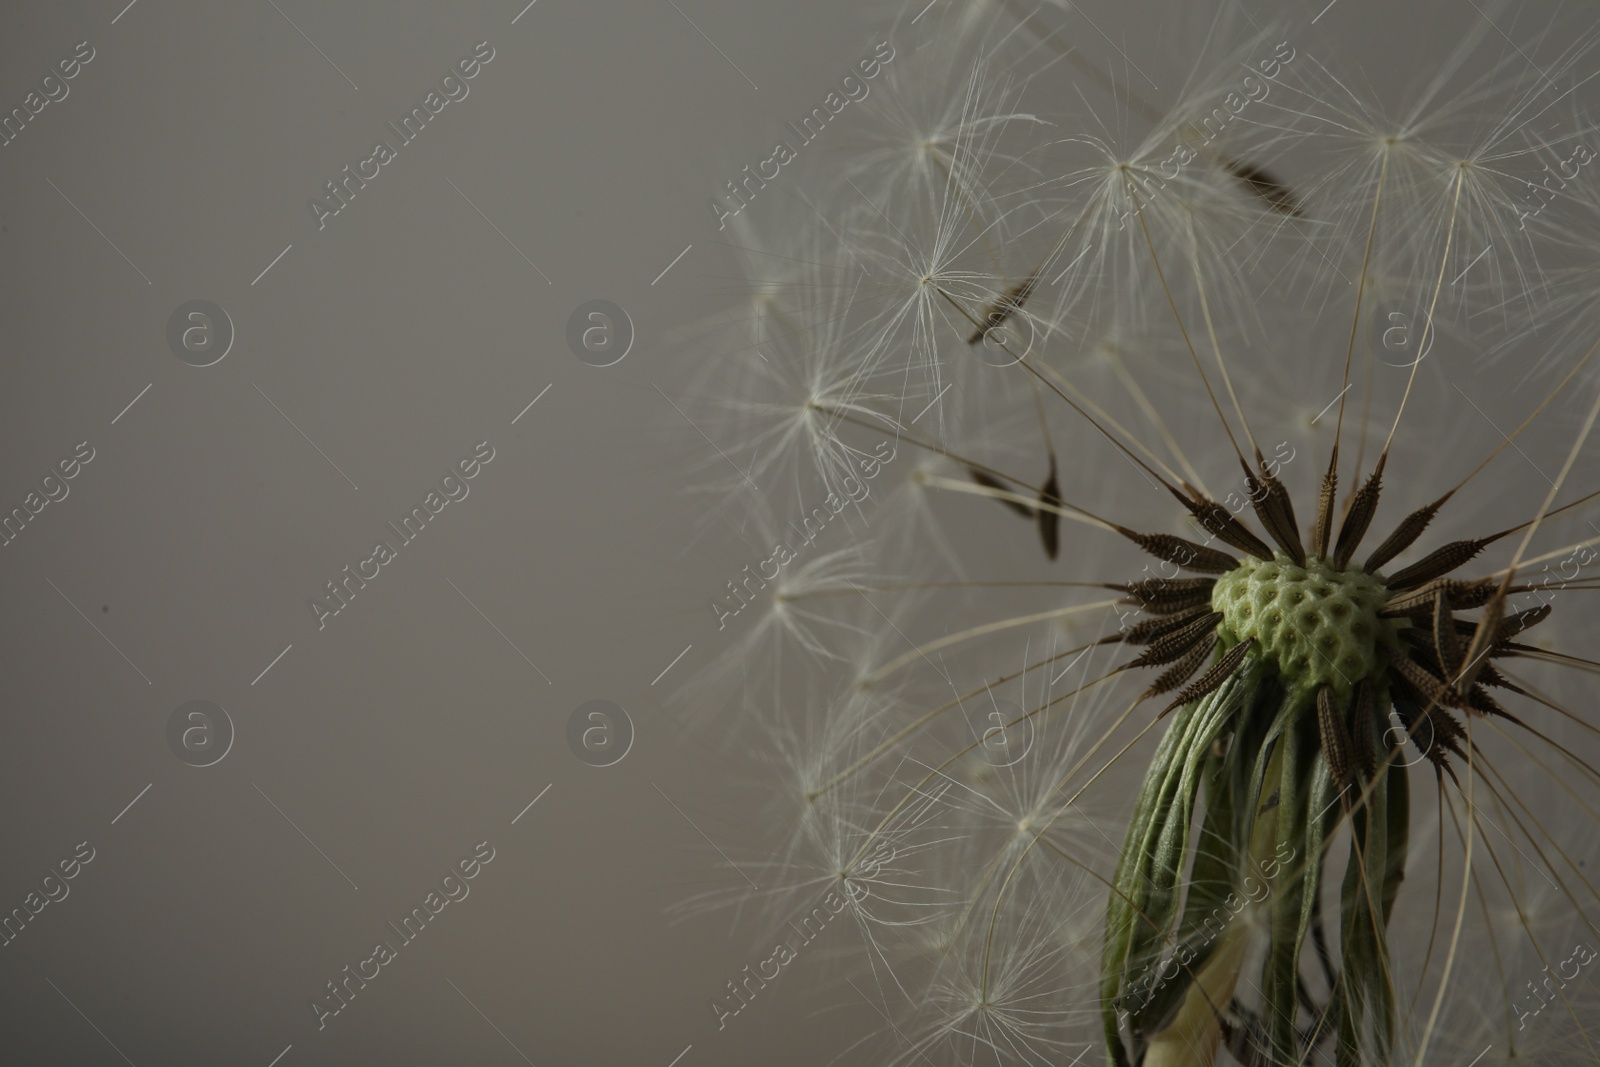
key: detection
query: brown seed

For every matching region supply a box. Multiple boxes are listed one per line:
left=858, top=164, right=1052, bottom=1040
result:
left=1148, top=635, right=1218, bottom=697
left=1038, top=458, right=1062, bottom=560
left=1223, top=158, right=1305, bottom=217
left=1116, top=576, right=1218, bottom=615
left=1316, top=685, right=1353, bottom=788
left=1431, top=591, right=1463, bottom=680
left=1364, top=494, right=1447, bottom=572
left=1311, top=469, right=1338, bottom=559
left=966, top=273, right=1041, bottom=345
left=1120, top=528, right=1239, bottom=574
left=1333, top=464, right=1385, bottom=569
left=1244, top=463, right=1305, bottom=566
left=1350, top=679, right=1376, bottom=778
left=1129, top=611, right=1223, bottom=668
left=1455, top=594, right=1506, bottom=696
left=1160, top=638, right=1254, bottom=713
left=967, top=466, right=1035, bottom=518
left=1124, top=603, right=1217, bottom=646
left=1387, top=538, right=1490, bottom=589
left=1172, top=482, right=1273, bottom=559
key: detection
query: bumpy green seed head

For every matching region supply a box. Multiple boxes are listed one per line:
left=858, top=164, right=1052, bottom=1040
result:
left=1211, top=555, right=1404, bottom=702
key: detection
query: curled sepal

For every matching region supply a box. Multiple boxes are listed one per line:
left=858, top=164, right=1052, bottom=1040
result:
left=1333, top=711, right=1408, bottom=1067
left=1101, top=669, right=1255, bottom=1065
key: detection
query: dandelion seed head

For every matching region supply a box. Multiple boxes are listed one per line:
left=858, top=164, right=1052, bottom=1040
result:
left=681, top=1, right=1600, bottom=1062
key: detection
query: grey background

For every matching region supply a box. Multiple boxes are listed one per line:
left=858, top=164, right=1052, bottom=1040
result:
left=0, top=1, right=1583, bottom=1065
